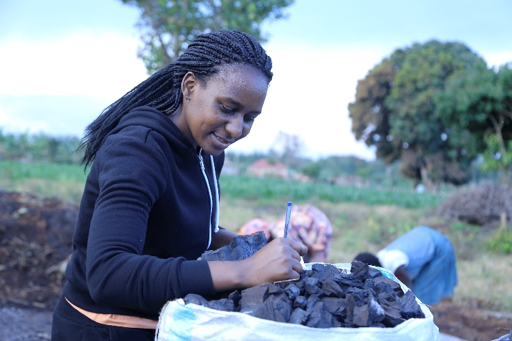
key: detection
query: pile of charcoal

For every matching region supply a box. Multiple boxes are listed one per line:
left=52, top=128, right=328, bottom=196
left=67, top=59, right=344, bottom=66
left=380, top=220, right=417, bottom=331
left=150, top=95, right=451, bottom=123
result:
left=189, top=232, right=425, bottom=329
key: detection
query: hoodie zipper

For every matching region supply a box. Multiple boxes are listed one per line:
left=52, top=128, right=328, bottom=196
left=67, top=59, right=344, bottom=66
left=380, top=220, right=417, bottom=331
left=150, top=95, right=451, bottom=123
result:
left=198, top=149, right=219, bottom=250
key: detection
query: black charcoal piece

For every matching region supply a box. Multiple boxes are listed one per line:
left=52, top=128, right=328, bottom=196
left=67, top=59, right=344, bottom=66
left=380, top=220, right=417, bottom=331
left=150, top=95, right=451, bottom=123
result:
left=372, top=275, right=404, bottom=296
left=283, top=283, right=301, bottom=300
left=352, top=303, right=370, bottom=327
left=368, top=267, right=383, bottom=278
left=368, top=296, right=386, bottom=325
left=289, top=307, right=309, bottom=325
left=378, top=293, right=405, bottom=327
left=310, top=263, right=343, bottom=282
left=304, top=277, right=321, bottom=295
left=363, top=278, right=374, bottom=290
left=306, top=302, right=338, bottom=328
left=335, top=273, right=364, bottom=288
left=200, top=231, right=267, bottom=261
left=227, top=290, right=241, bottom=307
left=350, top=260, right=371, bottom=281
left=345, top=287, right=369, bottom=326
left=372, top=280, right=393, bottom=296
left=321, top=278, right=344, bottom=297
left=183, top=293, right=209, bottom=306
left=253, top=293, right=292, bottom=323
left=320, top=297, right=347, bottom=319
left=400, top=290, right=425, bottom=319
left=293, top=295, right=307, bottom=310
left=306, top=295, right=321, bottom=312
left=239, top=283, right=270, bottom=313
left=292, top=276, right=306, bottom=292
left=266, top=283, right=284, bottom=297
left=207, top=298, right=235, bottom=312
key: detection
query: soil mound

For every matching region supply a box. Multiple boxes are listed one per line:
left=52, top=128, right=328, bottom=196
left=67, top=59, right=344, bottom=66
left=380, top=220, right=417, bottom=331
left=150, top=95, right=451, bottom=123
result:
left=0, top=191, right=77, bottom=310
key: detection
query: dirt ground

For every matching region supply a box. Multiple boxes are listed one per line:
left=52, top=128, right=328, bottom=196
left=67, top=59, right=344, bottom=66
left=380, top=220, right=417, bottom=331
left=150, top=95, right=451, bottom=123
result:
left=0, top=190, right=511, bottom=341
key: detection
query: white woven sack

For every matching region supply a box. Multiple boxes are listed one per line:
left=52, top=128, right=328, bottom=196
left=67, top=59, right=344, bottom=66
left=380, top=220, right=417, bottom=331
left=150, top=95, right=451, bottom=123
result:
left=155, top=263, right=439, bottom=341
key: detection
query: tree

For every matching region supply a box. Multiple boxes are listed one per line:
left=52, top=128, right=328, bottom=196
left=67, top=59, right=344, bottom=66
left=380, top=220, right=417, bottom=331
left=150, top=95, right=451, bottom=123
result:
left=349, top=40, right=487, bottom=191
left=270, top=131, right=305, bottom=169
left=436, top=63, right=512, bottom=184
left=120, top=0, right=294, bottom=73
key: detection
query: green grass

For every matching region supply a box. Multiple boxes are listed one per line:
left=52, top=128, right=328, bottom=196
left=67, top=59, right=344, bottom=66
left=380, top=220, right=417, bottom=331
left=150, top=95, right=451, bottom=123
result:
left=220, top=175, right=443, bottom=209
left=0, top=161, right=88, bottom=204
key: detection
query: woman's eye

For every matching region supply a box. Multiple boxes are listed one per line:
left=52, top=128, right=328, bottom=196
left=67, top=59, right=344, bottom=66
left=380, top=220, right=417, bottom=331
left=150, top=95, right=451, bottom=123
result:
left=220, top=104, right=235, bottom=114
left=244, top=116, right=256, bottom=123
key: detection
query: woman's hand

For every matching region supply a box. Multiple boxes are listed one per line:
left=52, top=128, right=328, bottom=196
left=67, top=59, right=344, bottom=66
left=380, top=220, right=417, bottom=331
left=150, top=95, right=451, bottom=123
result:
left=208, top=237, right=307, bottom=292
left=240, top=237, right=308, bottom=286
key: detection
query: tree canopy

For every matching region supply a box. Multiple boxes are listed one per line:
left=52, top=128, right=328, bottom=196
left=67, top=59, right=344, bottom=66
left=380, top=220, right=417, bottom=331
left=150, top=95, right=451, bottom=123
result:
left=349, top=40, right=488, bottom=191
left=120, top=0, right=294, bottom=73
left=436, top=63, right=512, bottom=184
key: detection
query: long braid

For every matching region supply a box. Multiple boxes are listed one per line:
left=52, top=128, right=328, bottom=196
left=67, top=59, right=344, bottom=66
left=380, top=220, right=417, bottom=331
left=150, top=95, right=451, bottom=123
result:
left=80, top=30, right=272, bottom=169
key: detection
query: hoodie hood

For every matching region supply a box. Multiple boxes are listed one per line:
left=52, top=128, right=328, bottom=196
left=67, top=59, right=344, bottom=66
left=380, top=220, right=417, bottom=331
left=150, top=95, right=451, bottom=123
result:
left=111, top=105, right=195, bottom=156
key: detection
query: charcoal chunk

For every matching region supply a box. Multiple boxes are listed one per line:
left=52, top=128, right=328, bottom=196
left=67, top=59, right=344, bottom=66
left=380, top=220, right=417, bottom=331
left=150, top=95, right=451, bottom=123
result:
left=293, top=295, right=307, bottom=310
left=200, top=231, right=267, bottom=261
left=321, top=278, right=345, bottom=297
left=400, top=290, right=425, bottom=319
left=207, top=298, right=235, bottom=312
left=304, top=277, right=321, bottom=295
left=239, top=283, right=269, bottom=313
left=283, top=283, right=301, bottom=301
left=289, top=307, right=309, bottom=325
left=228, top=290, right=241, bottom=307
left=335, top=272, right=364, bottom=288
left=253, top=292, right=292, bottom=323
left=183, top=293, right=209, bottom=307
left=321, top=296, right=347, bottom=319
left=306, top=302, right=339, bottom=328
left=350, top=260, right=372, bottom=281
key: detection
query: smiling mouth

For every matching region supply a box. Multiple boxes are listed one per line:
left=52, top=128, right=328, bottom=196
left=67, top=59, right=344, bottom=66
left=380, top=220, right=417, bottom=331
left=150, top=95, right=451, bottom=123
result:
left=213, top=134, right=235, bottom=148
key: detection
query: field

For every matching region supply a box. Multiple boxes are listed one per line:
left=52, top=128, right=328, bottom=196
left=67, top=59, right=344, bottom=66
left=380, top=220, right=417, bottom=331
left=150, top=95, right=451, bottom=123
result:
left=1, top=160, right=512, bottom=340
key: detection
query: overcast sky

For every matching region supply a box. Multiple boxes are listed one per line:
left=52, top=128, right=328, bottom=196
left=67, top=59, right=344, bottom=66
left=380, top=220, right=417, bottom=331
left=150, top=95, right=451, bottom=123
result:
left=1, top=0, right=511, bottom=160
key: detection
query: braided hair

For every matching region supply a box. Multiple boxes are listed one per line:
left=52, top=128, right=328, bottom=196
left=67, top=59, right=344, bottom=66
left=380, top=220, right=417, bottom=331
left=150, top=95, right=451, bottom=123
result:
left=79, top=30, right=273, bottom=168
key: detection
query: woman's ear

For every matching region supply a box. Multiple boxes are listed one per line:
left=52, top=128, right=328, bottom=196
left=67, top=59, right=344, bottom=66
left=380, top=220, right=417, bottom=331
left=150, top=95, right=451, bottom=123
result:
left=181, top=71, right=197, bottom=101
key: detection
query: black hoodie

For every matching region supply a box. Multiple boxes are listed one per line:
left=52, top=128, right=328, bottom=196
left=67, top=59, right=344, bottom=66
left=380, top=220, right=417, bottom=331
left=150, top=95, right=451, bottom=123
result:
left=63, top=106, right=223, bottom=319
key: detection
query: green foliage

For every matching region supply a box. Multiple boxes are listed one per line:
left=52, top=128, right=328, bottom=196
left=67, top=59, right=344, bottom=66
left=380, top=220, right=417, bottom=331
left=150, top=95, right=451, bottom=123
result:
left=0, top=130, right=83, bottom=164
left=120, top=0, right=294, bottom=73
left=301, top=161, right=321, bottom=181
left=487, top=227, right=512, bottom=254
left=349, top=40, right=488, bottom=190
left=436, top=63, right=512, bottom=183
left=482, top=135, right=512, bottom=174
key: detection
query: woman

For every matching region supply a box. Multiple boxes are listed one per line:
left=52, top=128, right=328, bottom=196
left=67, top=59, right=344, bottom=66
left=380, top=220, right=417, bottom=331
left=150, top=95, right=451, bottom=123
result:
left=52, top=30, right=307, bottom=340
left=354, top=225, right=458, bottom=305
left=239, top=204, right=332, bottom=263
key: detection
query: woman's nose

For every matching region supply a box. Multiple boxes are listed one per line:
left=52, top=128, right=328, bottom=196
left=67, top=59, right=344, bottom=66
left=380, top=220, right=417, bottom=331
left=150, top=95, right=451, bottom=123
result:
left=226, top=115, right=244, bottom=139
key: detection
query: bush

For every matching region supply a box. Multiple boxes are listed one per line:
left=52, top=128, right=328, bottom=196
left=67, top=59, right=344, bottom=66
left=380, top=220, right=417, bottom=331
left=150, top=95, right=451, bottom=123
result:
left=437, top=182, right=512, bottom=227
left=487, top=228, right=512, bottom=254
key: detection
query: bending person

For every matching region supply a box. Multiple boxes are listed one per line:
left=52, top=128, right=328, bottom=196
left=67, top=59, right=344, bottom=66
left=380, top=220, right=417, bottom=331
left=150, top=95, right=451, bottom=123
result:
left=239, top=204, right=332, bottom=263
left=354, top=225, right=458, bottom=305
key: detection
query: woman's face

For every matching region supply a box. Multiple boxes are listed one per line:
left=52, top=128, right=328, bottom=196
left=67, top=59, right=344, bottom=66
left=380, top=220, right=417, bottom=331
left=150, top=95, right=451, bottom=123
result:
left=174, top=64, right=269, bottom=156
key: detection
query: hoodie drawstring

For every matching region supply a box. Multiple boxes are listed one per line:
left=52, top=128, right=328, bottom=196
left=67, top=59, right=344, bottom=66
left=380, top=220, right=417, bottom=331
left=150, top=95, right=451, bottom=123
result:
left=198, top=149, right=220, bottom=250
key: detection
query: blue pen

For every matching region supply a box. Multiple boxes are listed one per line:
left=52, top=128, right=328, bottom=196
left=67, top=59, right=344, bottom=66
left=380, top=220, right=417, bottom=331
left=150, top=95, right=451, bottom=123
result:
left=284, top=201, right=292, bottom=238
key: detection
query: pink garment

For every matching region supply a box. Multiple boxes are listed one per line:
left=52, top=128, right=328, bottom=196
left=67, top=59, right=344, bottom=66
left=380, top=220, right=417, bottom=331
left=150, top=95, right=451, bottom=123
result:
left=239, top=205, right=332, bottom=262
